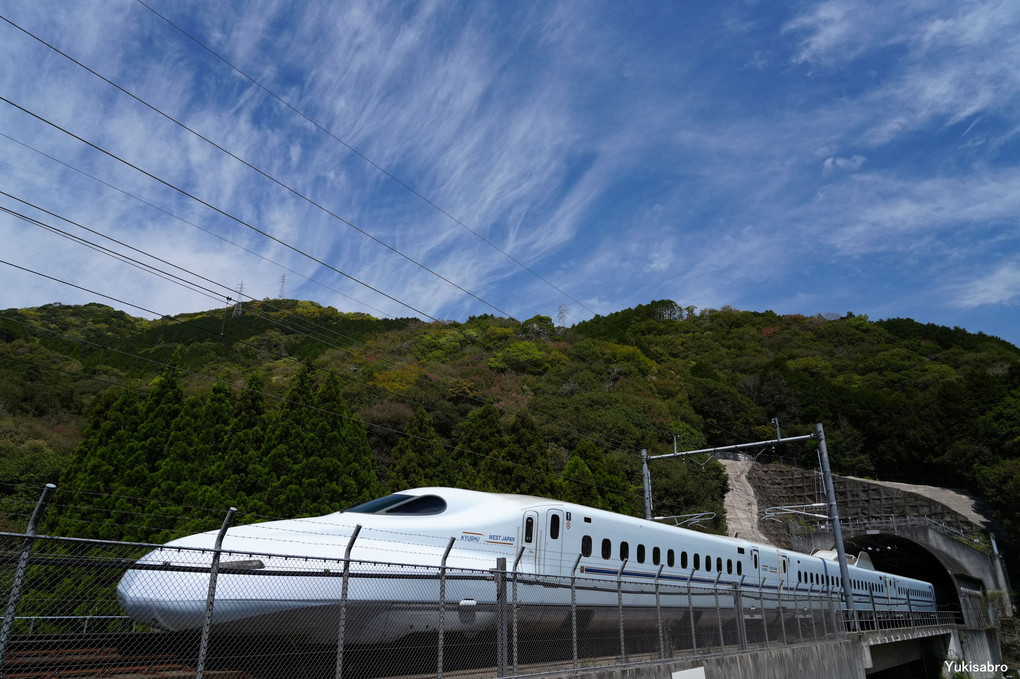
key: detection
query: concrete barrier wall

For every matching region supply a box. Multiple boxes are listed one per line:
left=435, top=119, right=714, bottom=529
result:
left=553, top=641, right=866, bottom=679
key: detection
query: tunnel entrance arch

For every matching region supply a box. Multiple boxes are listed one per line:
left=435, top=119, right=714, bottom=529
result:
left=843, top=531, right=962, bottom=615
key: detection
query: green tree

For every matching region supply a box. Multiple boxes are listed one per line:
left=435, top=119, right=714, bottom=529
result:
left=504, top=411, right=556, bottom=497
left=452, top=405, right=507, bottom=491
left=388, top=408, right=454, bottom=491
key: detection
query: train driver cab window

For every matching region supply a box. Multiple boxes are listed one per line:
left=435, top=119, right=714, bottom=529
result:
left=581, top=536, right=592, bottom=557
left=346, top=493, right=448, bottom=515
left=602, top=539, right=612, bottom=560
left=549, top=514, right=560, bottom=540
left=524, top=517, right=535, bottom=544
left=620, top=542, right=630, bottom=561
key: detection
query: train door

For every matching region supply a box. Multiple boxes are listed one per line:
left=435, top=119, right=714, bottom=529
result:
left=751, top=548, right=761, bottom=588
left=521, top=510, right=541, bottom=572
left=543, top=509, right=565, bottom=576
left=780, top=555, right=790, bottom=592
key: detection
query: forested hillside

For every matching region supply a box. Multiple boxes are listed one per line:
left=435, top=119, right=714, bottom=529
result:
left=1, top=299, right=1017, bottom=548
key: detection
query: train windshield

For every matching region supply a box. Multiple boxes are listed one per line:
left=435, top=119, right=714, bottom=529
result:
left=345, top=493, right=448, bottom=515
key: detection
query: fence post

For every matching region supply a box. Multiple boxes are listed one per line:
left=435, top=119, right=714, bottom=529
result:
left=686, top=573, right=697, bottom=653
left=617, top=558, right=628, bottom=662
left=494, top=557, right=508, bottom=677
left=734, top=576, right=747, bottom=650
left=819, top=586, right=829, bottom=638
left=196, top=507, right=236, bottom=679
left=777, top=585, right=786, bottom=644
left=512, top=546, right=524, bottom=676
left=0, top=484, right=55, bottom=666
left=793, top=587, right=802, bottom=642
left=571, top=554, right=583, bottom=672
left=869, top=588, right=878, bottom=631
left=807, top=584, right=818, bottom=641
left=437, top=537, right=456, bottom=679
left=712, top=572, right=724, bottom=648
left=654, top=564, right=665, bottom=658
left=334, top=525, right=362, bottom=679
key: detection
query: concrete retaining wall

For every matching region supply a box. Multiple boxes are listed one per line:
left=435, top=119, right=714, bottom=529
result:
left=551, top=641, right=866, bottom=679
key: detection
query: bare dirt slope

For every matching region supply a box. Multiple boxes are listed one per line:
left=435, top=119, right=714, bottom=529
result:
left=719, top=458, right=773, bottom=545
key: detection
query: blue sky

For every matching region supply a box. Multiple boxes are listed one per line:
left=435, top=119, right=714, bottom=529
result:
left=1, top=1, right=1019, bottom=346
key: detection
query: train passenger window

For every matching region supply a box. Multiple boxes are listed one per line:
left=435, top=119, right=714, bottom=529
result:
left=602, top=539, right=611, bottom=559
left=704, top=554, right=710, bottom=572
left=717, top=557, right=722, bottom=573
left=550, top=514, right=560, bottom=540
left=582, top=536, right=592, bottom=557
left=620, top=542, right=630, bottom=561
left=737, top=562, right=742, bottom=576
left=668, top=549, right=674, bottom=567
left=727, top=559, right=732, bottom=575
left=653, top=547, right=661, bottom=565
left=637, top=545, right=645, bottom=564
left=681, top=551, right=687, bottom=569
left=694, top=554, right=700, bottom=570
left=524, top=517, right=535, bottom=544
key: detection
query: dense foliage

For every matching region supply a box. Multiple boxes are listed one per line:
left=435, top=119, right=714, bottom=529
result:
left=2, top=299, right=1018, bottom=549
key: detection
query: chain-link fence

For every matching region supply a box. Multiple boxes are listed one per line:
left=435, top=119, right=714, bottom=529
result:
left=2, top=485, right=957, bottom=678
left=1, top=531, right=847, bottom=678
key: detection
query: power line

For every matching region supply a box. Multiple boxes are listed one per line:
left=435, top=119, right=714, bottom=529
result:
left=0, top=12, right=518, bottom=322
left=0, top=94, right=441, bottom=322
left=132, top=0, right=612, bottom=327
left=0, top=192, right=645, bottom=455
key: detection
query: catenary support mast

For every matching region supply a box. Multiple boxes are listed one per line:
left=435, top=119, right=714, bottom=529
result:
left=642, top=423, right=856, bottom=616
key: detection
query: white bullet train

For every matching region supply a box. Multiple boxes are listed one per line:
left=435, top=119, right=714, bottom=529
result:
left=117, top=487, right=936, bottom=643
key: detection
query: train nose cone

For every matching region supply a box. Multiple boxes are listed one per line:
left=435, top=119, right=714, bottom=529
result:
left=116, top=568, right=206, bottom=631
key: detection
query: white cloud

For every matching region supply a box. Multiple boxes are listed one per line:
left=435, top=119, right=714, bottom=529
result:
left=823, top=155, right=866, bottom=172
left=946, top=261, right=1020, bottom=308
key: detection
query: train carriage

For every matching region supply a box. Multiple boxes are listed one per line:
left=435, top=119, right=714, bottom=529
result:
left=117, top=487, right=936, bottom=643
